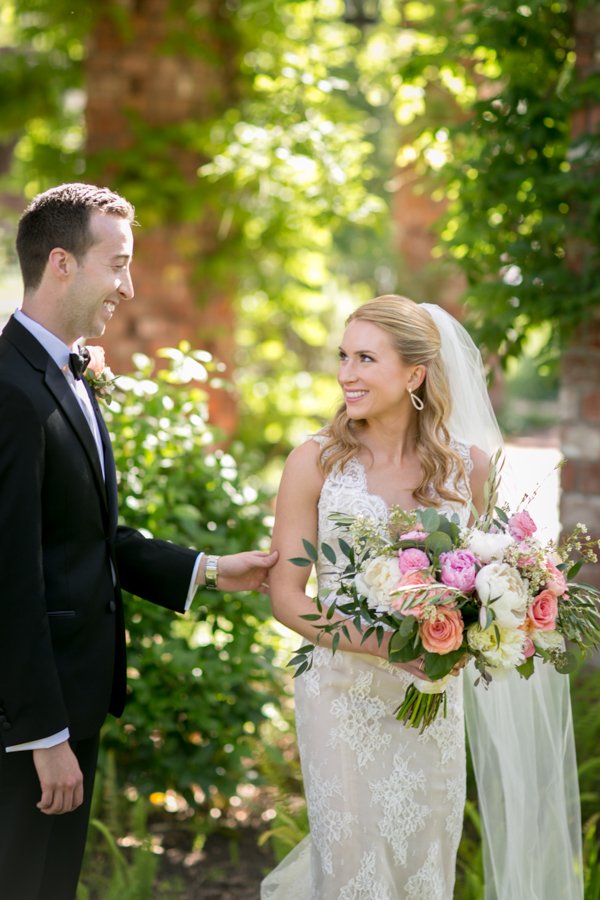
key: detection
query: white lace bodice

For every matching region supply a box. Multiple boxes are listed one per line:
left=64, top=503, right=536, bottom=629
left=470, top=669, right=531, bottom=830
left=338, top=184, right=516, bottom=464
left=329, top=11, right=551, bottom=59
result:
left=316, top=440, right=473, bottom=601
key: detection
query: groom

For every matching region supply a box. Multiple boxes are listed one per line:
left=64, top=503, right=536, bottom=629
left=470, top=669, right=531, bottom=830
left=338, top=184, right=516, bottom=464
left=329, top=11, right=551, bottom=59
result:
left=0, top=182, right=277, bottom=900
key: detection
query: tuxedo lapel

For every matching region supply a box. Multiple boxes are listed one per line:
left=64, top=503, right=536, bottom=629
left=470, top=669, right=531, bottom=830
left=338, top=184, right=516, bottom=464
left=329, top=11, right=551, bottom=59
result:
left=44, top=363, right=108, bottom=509
left=87, top=383, right=119, bottom=529
left=2, top=316, right=108, bottom=513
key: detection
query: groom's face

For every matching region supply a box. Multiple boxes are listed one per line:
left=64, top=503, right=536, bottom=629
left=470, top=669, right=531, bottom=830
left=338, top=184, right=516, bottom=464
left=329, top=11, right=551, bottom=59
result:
left=65, top=210, right=134, bottom=340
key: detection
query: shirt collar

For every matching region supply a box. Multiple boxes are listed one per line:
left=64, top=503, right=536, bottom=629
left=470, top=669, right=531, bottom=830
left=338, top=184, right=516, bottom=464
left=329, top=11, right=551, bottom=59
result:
left=14, top=308, right=79, bottom=375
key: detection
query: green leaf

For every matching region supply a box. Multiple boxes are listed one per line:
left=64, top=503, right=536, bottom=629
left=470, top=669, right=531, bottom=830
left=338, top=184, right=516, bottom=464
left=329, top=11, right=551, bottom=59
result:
left=389, top=630, right=413, bottom=652
left=567, top=559, right=584, bottom=579
left=293, top=661, right=310, bottom=678
left=321, top=542, right=337, bottom=564
left=516, top=656, right=535, bottom=679
left=302, top=539, right=318, bottom=561
left=300, top=613, right=322, bottom=621
left=555, top=645, right=584, bottom=674
left=424, top=531, right=453, bottom=556
left=423, top=648, right=465, bottom=679
left=419, top=508, right=440, bottom=533
left=389, top=641, right=420, bottom=663
left=331, top=632, right=340, bottom=654
left=398, top=615, right=419, bottom=637
left=339, top=538, right=354, bottom=559
left=289, top=557, right=312, bottom=567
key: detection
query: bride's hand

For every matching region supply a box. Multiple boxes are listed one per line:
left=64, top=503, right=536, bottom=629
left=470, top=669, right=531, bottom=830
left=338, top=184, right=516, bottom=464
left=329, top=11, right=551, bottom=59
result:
left=398, top=657, right=432, bottom=682
left=197, top=550, right=279, bottom=594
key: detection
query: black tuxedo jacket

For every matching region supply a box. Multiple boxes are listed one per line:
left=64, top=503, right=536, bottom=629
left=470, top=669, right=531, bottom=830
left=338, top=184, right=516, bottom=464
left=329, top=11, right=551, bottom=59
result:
left=0, top=316, right=198, bottom=747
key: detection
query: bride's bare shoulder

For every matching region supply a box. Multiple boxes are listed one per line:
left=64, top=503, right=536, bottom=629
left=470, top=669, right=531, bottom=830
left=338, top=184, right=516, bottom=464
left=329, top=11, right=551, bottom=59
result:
left=282, top=437, right=325, bottom=487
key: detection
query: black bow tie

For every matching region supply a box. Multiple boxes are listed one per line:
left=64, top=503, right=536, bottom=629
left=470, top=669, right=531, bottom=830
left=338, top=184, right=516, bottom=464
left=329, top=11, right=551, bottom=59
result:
left=69, top=347, right=91, bottom=380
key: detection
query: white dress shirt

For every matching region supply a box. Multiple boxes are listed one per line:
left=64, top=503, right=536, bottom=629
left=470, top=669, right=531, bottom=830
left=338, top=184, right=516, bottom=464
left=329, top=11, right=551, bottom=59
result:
left=8, top=310, right=202, bottom=752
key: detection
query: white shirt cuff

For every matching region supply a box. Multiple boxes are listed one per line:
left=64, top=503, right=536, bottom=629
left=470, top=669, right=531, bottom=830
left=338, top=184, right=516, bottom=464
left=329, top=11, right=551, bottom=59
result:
left=185, top=553, right=204, bottom=611
left=5, top=727, right=70, bottom=753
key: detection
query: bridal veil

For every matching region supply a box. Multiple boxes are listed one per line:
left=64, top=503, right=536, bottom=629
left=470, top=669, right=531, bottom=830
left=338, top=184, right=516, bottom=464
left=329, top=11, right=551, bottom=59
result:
left=422, top=302, right=583, bottom=900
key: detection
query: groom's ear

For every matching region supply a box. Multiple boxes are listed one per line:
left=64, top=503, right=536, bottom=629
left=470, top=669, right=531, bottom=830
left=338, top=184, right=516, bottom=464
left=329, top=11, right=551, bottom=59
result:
left=47, top=247, right=76, bottom=280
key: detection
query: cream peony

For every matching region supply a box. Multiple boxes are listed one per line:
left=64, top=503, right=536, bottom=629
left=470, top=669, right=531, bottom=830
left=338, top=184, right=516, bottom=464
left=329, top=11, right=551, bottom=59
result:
left=475, top=562, right=529, bottom=628
left=464, top=528, right=513, bottom=564
left=531, top=629, right=566, bottom=653
left=467, top=622, right=526, bottom=670
left=355, top=555, right=400, bottom=614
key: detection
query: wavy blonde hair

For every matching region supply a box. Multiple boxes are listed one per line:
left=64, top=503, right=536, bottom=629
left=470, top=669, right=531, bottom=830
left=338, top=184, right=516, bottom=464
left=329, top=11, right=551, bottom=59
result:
left=319, top=295, right=467, bottom=506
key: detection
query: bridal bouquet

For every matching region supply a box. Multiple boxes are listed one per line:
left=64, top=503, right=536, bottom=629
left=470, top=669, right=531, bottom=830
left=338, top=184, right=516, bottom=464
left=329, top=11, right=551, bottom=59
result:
left=290, top=465, right=600, bottom=731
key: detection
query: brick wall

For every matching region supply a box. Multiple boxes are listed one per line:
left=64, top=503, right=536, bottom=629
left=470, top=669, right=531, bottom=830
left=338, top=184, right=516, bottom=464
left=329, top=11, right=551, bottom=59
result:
left=560, top=5, right=600, bottom=586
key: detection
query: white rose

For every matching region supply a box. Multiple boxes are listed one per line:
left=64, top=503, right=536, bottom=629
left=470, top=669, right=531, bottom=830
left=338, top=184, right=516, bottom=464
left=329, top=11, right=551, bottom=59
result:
left=475, top=562, right=528, bottom=628
left=531, top=629, right=566, bottom=653
left=464, top=529, right=513, bottom=564
left=467, top=622, right=526, bottom=670
left=355, top=556, right=400, bottom=613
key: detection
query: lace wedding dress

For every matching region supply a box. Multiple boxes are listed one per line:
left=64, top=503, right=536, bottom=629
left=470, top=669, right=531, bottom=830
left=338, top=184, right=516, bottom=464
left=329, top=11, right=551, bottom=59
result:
left=261, top=441, right=473, bottom=900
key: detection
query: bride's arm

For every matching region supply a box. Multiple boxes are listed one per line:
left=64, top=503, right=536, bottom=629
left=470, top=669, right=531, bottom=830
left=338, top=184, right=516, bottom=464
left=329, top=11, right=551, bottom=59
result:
left=269, top=441, right=386, bottom=655
left=269, top=441, right=424, bottom=676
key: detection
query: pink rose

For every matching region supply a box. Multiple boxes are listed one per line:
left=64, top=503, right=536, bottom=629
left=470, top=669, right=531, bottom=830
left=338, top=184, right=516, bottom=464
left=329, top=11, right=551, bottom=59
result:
left=508, top=510, right=537, bottom=541
left=545, top=559, right=567, bottom=597
left=86, top=345, right=106, bottom=378
left=398, top=547, right=430, bottom=574
left=439, top=550, right=478, bottom=593
left=522, top=634, right=536, bottom=658
left=391, top=570, right=437, bottom=619
left=527, top=589, right=558, bottom=631
left=420, top=608, right=464, bottom=654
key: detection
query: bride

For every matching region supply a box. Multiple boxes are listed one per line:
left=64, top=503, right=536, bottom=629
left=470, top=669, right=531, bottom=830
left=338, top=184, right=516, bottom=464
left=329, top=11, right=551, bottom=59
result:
left=261, top=296, right=583, bottom=900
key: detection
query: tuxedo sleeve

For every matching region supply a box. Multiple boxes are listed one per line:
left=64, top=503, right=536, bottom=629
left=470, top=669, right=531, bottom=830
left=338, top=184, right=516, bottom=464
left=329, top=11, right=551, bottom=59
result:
left=113, top=525, right=199, bottom=613
left=0, top=384, right=69, bottom=747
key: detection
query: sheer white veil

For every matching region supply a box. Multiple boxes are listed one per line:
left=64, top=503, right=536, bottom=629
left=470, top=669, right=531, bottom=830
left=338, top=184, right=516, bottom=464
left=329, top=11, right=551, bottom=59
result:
left=421, top=303, right=583, bottom=900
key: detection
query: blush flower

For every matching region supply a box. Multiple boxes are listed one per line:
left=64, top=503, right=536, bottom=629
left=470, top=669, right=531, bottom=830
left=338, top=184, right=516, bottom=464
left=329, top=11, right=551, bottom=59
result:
left=86, top=345, right=107, bottom=377
left=508, top=510, right=537, bottom=541
left=399, top=529, right=427, bottom=541
left=391, top=570, right=438, bottom=619
left=439, top=549, right=478, bottom=593
left=527, top=589, right=558, bottom=631
left=420, top=608, right=464, bottom=654
left=398, top=547, right=430, bottom=574
left=545, top=559, right=567, bottom=597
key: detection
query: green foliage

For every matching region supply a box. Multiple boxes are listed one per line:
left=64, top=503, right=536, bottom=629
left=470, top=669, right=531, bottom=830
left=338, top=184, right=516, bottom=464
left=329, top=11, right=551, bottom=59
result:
left=78, top=750, right=178, bottom=900
left=99, top=346, right=280, bottom=803
left=370, top=0, right=600, bottom=362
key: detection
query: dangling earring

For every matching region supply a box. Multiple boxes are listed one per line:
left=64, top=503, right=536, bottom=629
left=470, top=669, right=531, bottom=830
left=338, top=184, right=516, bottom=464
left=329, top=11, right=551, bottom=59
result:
left=409, top=389, right=424, bottom=411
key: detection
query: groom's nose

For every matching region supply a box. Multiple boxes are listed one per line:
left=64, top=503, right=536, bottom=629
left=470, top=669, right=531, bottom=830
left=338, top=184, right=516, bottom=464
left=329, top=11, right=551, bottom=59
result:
left=118, top=269, right=134, bottom=301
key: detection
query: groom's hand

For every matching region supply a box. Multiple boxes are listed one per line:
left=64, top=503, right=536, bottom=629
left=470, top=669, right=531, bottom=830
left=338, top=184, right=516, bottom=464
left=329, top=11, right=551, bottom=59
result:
left=33, top=741, right=84, bottom=815
left=197, top=550, right=278, bottom=593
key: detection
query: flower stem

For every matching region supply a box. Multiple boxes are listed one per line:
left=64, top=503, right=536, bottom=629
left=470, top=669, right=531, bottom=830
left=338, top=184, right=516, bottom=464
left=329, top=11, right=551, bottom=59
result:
left=394, top=684, right=447, bottom=732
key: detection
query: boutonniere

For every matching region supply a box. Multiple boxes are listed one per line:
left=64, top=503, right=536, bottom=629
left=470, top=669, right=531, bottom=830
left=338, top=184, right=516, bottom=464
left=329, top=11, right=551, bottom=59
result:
left=85, top=345, right=118, bottom=403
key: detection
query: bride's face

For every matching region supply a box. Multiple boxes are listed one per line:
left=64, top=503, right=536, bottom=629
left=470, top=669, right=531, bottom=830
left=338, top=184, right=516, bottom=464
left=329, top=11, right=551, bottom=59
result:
left=338, top=319, right=422, bottom=420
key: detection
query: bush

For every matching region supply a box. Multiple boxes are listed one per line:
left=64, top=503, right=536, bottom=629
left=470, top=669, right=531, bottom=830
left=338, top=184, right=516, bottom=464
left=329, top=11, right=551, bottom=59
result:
left=98, top=346, right=281, bottom=803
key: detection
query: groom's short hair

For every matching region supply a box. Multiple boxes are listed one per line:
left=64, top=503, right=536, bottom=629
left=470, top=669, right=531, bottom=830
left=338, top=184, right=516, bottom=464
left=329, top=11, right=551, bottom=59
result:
left=16, top=182, right=135, bottom=290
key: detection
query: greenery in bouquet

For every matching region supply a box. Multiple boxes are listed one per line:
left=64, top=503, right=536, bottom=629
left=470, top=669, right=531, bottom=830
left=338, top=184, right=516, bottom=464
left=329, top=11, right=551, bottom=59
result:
left=290, top=458, right=600, bottom=731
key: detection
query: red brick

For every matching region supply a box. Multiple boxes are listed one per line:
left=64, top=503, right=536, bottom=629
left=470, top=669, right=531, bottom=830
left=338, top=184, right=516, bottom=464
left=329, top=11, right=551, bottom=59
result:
left=582, top=392, right=600, bottom=422
left=578, top=463, right=600, bottom=494
left=560, top=460, right=579, bottom=492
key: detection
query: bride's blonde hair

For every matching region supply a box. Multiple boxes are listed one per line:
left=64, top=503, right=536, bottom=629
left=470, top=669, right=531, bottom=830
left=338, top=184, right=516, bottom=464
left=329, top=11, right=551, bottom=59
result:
left=319, top=295, right=467, bottom=506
